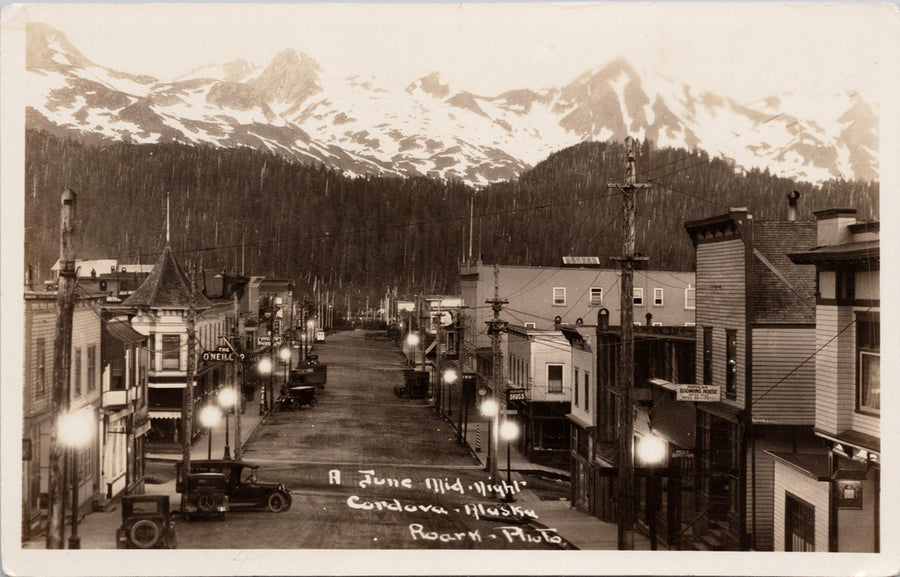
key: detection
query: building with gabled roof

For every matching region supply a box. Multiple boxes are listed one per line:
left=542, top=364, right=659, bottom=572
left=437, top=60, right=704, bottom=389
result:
left=680, top=205, right=820, bottom=551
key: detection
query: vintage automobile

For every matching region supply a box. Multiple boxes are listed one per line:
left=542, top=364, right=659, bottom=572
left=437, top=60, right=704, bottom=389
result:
left=177, top=471, right=229, bottom=521
left=116, top=495, right=177, bottom=549
left=274, top=385, right=318, bottom=411
left=176, top=460, right=292, bottom=512
left=315, top=330, right=326, bottom=342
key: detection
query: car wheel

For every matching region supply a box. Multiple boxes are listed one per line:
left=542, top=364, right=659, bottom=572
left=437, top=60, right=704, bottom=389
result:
left=129, top=519, right=161, bottom=549
left=291, top=401, right=301, bottom=412
left=197, top=494, right=217, bottom=513
left=266, top=492, right=288, bottom=512
left=309, top=398, right=318, bottom=408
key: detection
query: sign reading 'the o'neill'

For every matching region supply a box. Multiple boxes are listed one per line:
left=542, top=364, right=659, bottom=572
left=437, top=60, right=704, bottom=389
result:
left=676, top=384, right=721, bottom=402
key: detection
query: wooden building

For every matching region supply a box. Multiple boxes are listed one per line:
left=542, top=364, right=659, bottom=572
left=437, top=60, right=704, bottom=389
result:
left=779, top=209, right=880, bottom=552
left=22, top=286, right=104, bottom=540
left=683, top=208, right=820, bottom=550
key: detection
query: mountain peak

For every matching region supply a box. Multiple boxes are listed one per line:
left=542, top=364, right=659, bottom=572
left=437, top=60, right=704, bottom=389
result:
left=248, top=48, right=322, bottom=108
left=26, top=22, right=92, bottom=71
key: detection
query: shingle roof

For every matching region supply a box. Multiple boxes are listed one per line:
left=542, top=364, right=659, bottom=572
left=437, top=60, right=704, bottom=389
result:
left=751, top=222, right=817, bottom=325
left=122, top=245, right=211, bottom=310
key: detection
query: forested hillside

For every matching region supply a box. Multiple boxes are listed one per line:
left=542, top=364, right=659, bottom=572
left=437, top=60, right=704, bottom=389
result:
left=24, top=131, right=878, bottom=302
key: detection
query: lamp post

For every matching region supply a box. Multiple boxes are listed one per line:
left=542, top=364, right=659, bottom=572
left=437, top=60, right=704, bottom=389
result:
left=280, top=346, right=291, bottom=394
left=636, top=434, right=667, bottom=550
left=406, top=333, right=420, bottom=368
left=58, top=408, right=93, bottom=549
left=306, top=320, right=315, bottom=357
left=480, top=399, right=499, bottom=481
left=499, top=419, right=519, bottom=502
left=443, top=369, right=458, bottom=417
left=257, top=357, right=272, bottom=415
left=199, top=405, right=221, bottom=460
left=218, top=387, right=236, bottom=460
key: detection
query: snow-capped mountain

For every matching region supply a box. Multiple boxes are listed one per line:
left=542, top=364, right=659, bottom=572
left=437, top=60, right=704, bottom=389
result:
left=26, top=22, right=879, bottom=185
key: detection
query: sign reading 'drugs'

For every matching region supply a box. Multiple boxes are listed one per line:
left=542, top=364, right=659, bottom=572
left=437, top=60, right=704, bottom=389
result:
left=676, top=384, right=721, bottom=402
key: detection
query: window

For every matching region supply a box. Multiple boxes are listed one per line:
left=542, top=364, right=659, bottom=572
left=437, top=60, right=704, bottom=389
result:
left=785, top=494, right=815, bottom=552
left=584, top=372, right=590, bottom=412
left=35, top=338, right=46, bottom=395
left=590, top=287, right=603, bottom=306
left=74, top=347, right=82, bottom=396
left=856, top=313, right=880, bottom=415
left=633, top=288, right=644, bottom=306
left=77, top=444, right=92, bottom=484
left=553, top=287, right=566, bottom=306
left=547, top=364, right=563, bottom=393
left=726, top=329, right=737, bottom=398
left=702, top=327, right=713, bottom=385
left=162, top=334, right=181, bottom=370
left=685, top=285, right=696, bottom=310
left=524, top=322, right=536, bottom=329
left=87, top=345, right=96, bottom=392
left=653, top=288, right=664, bottom=306
left=149, top=335, right=156, bottom=371
left=574, top=368, right=579, bottom=405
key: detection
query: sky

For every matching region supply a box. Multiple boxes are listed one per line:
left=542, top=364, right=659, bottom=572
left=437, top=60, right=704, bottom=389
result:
left=16, top=2, right=897, bottom=106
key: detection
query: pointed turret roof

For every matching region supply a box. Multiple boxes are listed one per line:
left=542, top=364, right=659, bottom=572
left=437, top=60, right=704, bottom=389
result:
left=122, top=244, right=211, bottom=310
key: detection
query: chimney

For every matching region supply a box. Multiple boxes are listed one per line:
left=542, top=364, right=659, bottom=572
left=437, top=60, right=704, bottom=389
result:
left=787, top=190, right=800, bottom=221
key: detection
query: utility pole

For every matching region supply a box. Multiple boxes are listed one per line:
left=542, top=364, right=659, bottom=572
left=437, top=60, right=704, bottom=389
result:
left=484, top=264, right=507, bottom=485
left=181, top=265, right=197, bottom=512
left=233, top=290, right=244, bottom=461
left=47, top=189, right=76, bottom=549
left=608, top=136, right=651, bottom=550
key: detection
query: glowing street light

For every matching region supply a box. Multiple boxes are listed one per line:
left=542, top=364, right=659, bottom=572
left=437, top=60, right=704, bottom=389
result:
left=480, top=399, right=499, bottom=478
left=218, top=387, right=237, bottom=460
left=58, top=408, right=94, bottom=549
left=199, top=405, right=221, bottom=460
left=257, top=356, right=272, bottom=415
left=443, top=369, right=458, bottom=416
left=280, top=346, right=291, bottom=392
left=406, top=333, right=420, bottom=368
left=637, top=434, right=667, bottom=466
left=500, top=419, right=520, bottom=500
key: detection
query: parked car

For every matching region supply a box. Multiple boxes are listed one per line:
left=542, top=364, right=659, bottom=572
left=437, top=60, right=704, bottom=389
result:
left=315, top=330, right=325, bottom=342
left=177, top=471, right=229, bottom=521
left=275, top=385, right=318, bottom=411
left=176, top=460, right=292, bottom=512
left=116, top=495, right=177, bottom=549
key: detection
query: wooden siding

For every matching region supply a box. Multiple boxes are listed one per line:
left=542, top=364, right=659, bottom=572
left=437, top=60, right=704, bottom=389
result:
left=772, top=461, right=829, bottom=552
left=571, top=347, right=593, bottom=422
left=694, top=239, right=746, bottom=409
left=752, top=327, right=816, bottom=425
left=747, top=430, right=822, bottom=550
left=814, top=306, right=859, bottom=435
left=24, top=297, right=103, bottom=416
left=531, top=335, right=571, bottom=403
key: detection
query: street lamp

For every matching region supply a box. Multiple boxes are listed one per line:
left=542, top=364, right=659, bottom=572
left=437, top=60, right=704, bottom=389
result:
left=218, top=387, right=237, bottom=460
left=637, top=434, right=667, bottom=466
left=480, top=399, right=499, bottom=478
left=199, top=405, right=221, bottom=460
left=306, top=320, right=315, bottom=356
left=257, top=357, right=273, bottom=415
left=636, top=433, right=667, bottom=550
left=280, top=346, right=291, bottom=393
left=499, top=419, right=520, bottom=502
left=443, top=369, right=458, bottom=416
left=58, top=407, right=94, bottom=549
left=406, top=333, right=420, bottom=368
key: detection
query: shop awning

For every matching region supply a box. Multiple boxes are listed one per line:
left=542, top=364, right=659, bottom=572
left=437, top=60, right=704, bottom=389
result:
left=652, top=396, right=696, bottom=449
left=565, top=412, right=594, bottom=430
left=149, top=410, right=182, bottom=420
